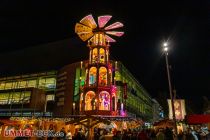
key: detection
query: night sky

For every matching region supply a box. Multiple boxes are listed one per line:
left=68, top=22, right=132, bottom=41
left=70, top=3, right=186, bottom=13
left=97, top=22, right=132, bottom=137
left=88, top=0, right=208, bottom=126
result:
left=0, top=0, right=209, bottom=113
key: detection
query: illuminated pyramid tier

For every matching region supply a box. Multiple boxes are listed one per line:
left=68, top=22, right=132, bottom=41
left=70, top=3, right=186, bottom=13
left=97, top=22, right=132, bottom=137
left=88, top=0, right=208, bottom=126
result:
left=75, top=14, right=124, bottom=115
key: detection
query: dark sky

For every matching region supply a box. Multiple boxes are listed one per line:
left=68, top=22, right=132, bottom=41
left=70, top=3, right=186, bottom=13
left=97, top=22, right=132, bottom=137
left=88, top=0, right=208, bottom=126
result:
left=0, top=0, right=209, bottom=112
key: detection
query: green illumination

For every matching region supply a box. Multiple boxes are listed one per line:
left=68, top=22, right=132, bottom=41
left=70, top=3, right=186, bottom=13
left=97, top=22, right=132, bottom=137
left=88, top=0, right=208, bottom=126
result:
left=74, top=68, right=80, bottom=97
left=115, top=71, right=121, bottom=81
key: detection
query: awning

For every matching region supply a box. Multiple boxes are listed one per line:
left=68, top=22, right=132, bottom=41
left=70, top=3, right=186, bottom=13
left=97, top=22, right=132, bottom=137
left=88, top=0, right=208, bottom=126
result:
left=186, top=114, right=210, bottom=124
left=0, top=119, right=21, bottom=125
left=153, top=119, right=175, bottom=128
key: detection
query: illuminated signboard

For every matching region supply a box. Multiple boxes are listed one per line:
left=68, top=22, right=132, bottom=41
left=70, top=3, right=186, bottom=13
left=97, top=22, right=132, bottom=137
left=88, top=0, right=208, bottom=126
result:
left=168, top=99, right=186, bottom=120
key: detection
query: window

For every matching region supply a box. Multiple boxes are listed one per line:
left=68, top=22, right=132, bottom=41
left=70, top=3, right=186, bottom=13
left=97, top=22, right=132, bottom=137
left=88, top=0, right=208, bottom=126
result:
left=99, top=91, right=110, bottom=110
left=0, top=82, right=5, bottom=90
left=115, top=71, right=121, bottom=81
left=22, top=91, right=31, bottom=104
left=89, top=67, right=97, bottom=85
left=99, top=48, right=105, bottom=63
left=99, top=67, right=107, bottom=86
left=46, top=95, right=55, bottom=101
left=92, top=48, right=98, bottom=63
left=28, top=80, right=36, bottom=87
left=99, top=33, right=103, bottom=45
left=11, top=92, right=21, bottom=103
left=0, top=93, right=9, bottom=104
left=4, top=82, right=13, bottom=89
left=39, top=78, right=46, bottom=88
left=95, top=34, right=99, bottom=45
left=85, top=91, right=96, bottom=110
left=19, top=81, right=27, bottom=88
left=59, top=98, right=64, bottom=102
left=0, top=91, right=31, bottom=105
left=45, top=78, right=56, bottom=89
left=12, top=82, right=18, bottom=89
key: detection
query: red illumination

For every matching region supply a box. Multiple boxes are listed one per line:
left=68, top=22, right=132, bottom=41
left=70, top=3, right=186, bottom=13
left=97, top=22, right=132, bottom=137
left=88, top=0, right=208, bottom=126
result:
left=123, top=83, right=127, bottom=99
left=111, top=85, right=117, bottom=96
left=186, top=114, right=210, bottom=124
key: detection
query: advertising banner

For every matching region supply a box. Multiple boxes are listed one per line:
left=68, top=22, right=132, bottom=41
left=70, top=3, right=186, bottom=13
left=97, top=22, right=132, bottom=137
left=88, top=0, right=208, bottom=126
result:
left=168, top=99, right=186, bottom=120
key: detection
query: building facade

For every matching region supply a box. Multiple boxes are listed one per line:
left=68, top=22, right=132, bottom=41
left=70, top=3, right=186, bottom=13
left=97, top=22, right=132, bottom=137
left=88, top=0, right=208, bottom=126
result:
left=152, top=99, right=163, bottom=123
left=0, top=71, right=56, bottom=117
left=0, top=61, right=154, bottom=121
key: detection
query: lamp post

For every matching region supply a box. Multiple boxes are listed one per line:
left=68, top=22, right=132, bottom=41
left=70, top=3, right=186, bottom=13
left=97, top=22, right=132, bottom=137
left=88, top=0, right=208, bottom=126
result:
left=163, top=42, right=177, bottom=135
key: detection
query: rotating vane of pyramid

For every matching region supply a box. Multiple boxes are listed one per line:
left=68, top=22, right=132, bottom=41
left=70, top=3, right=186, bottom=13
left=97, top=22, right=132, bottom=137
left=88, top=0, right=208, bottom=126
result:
left=75, top=14, right=124, bottom=43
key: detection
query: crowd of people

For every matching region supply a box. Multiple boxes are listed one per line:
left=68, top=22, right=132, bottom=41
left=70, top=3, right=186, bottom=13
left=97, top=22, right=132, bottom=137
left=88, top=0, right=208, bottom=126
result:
left=67, top=126, right=210, bottom=140
left=10, top=126, right=210, bottom=140
left=3, top=122, right=210, bottom=140
left=109, top=127, right=210, bottom=140
left=87, top=127, right=210, bottom=140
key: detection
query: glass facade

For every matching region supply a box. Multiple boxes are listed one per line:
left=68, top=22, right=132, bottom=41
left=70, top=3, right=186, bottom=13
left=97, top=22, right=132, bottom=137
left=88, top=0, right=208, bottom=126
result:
left=0, top=71, right=56, bottom=106
left=0, top=75, right=56, bottom=91
left=114, top=61, right=153, bottom=119
left=0, top=91, right=31, bottom=105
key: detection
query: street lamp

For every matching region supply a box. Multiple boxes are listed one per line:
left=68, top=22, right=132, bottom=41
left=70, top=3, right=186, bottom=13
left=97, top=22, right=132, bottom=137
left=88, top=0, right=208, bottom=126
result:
left=162, top=42, right=177, bottom=135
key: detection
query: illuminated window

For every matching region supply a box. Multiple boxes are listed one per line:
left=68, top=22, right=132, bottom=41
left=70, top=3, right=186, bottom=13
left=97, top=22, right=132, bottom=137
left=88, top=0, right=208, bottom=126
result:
left=11, top=92, right=21, bottom=103
left=39, top=78, right=46, bottom=88
left=22, top=91, right=31, bottom=104
left=0, top=93, right=9, bottom=104
left=92, top=48, right=98, bottom=63
left=0, top=82, right=5, bottom=90
left=45, top=78, right=56, bottom=89
left=99, top=91, right=110, bottom=110
left=85, top=91, right=96, bottom=110
left=99, top=67, right=107, bottom=86
left=99, top=48, right=105, bottom=63
left=12, top=82, right=18, bottom=89
left=115, top=71, right=121, bottom=81
left=95, top=34, right=99, bottom=45
left=0, top=91, right=31, bottom=105
left=28, top=80, right=36, bottom=87
left=46, top=95, right=55, bottom=101
left=4, top=82, right=13, bottom=89
left=99, top=33, right=103, bottom=45
left=89, top=67, right=97, bottom=85
left=19, top=81, right=27, bottom=88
